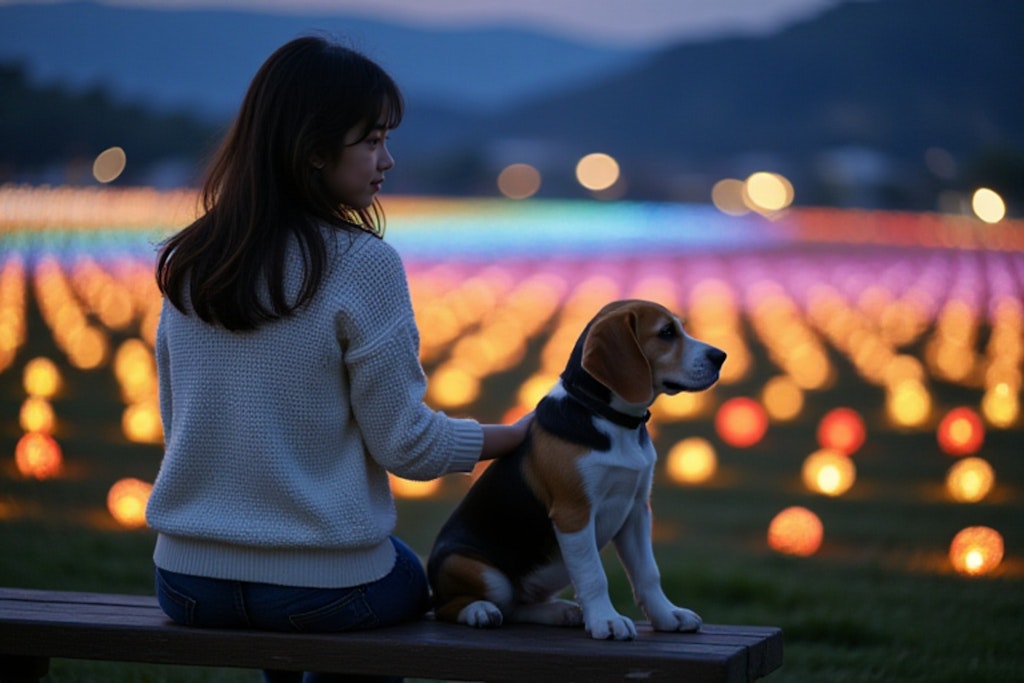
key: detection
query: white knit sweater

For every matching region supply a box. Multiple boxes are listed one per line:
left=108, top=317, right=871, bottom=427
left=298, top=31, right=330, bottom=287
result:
left=146, top=226, right=483, bottom=588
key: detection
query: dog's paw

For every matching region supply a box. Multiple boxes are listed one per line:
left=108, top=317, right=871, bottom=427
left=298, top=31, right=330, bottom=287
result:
left=511, top=599, right=583, bottom=627
left=586, top=612, right=637, bottom=641
left=650, top=606, right=702, bottom=633
left=557, top=600, right=585, bottom=627
left=459, top=600, right=504, bottom=628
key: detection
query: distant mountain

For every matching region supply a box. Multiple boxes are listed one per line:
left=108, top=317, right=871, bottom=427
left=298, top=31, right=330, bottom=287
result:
left=1, top=0, right=1021, bottom=210
left=464, top=0, right=1024, bottom=204
left=0, top=0, right=646, bottom=119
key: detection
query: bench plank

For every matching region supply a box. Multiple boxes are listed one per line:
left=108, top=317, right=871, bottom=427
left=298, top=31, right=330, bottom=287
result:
left=0, top=587, right=782, bottom=682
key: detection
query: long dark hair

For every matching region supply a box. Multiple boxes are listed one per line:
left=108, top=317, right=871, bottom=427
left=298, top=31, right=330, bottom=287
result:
left=156, top=35, right=404, bottom=331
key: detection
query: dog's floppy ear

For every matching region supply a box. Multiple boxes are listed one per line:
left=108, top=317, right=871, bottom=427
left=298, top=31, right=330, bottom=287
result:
left=582, top=306, right=654, bottom=404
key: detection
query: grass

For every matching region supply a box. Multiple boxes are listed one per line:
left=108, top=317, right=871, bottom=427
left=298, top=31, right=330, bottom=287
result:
left=1, top=258, right=1022, bottom=682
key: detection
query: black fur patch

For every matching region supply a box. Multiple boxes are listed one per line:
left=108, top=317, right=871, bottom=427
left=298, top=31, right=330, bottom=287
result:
left=427, top=438, right=560, bottom=597
left=536, top=394, right=611, bottom=452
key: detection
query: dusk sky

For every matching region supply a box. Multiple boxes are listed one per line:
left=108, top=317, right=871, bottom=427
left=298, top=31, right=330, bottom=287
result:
left=4, top=0, right=849, bottom=45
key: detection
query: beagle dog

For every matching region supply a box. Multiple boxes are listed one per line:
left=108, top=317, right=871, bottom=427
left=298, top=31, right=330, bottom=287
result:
left=428, top=299, right=727, bottom=640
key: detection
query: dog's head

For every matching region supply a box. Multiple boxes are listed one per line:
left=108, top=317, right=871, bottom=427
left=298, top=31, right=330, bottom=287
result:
left=580, top=299, right=726, bottom=406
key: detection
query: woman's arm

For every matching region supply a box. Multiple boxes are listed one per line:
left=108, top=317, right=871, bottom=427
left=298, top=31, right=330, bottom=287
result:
left=479, top=412, right=533, bottom=461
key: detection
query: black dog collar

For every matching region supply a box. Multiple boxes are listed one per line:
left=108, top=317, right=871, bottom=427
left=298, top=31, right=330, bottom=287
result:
left=561, top=367, right=651, bottom=430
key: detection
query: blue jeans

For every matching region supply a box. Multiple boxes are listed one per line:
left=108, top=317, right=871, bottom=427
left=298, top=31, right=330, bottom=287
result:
left=154, top=537, right=429, bottom=683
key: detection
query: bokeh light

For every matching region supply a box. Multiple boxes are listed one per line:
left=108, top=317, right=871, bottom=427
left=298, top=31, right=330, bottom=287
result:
left=945, top=457, right=995, bottom=503
left=816, top=407, right=866, bottom=455
left=427, top=364, right=480, bottom=408
left=937, top=407, right=985, bottom=456
left=886, top=379, right=932, bottom=427
left=711, top=178, right=749, bottom=216
left=19, top=396, right=56, bottom=434
left=389, top=474, right=443, bottom=499
left=23, top=356, right=62, bottom=398
left=767, top=506, right=823, bottom=557
left=949, top=526, right=1003, bottom=576
left=761, top=375, right=804, bottom=421
left=122, top=400, right=164, bottom=444
left=971, top=188, right=1005, bottom=224
left=665, top=437, right=718, bottom=485
left=715, top=397, right=768, bottom=448
left=114, top=338, right=158, bottom=403
left=497, top=163, right=542, bottom=199
left=575, top=152, right=620, bottom=192
left=802, top=448, right=856, bottom=497
left=14, top=432, right=63, bottom=480
left=93, top=146, right=127, bottom=184
left=981, top=383, right=1019, bottom=428
left=107, top=478, right=152, bottom=528
left=743, top=171, right=794, bottom=214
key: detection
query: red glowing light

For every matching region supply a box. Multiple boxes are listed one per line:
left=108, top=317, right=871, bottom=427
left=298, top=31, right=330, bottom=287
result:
left=767, top=506, right=823, bottom=557
left=816, top=407, right=866, bottom=455
left=14, top=432, right=63, bottom=480
left=715, top=397, right=768, bottom=448
left=937, top=407, right=985, bottom=457
left=949, top=526, right=1003, bottom=576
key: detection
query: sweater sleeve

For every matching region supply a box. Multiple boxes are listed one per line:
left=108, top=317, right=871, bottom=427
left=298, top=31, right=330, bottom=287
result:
left=333, top=235, right=482, bottom=480
left=155, top=301, right=173, bottom=443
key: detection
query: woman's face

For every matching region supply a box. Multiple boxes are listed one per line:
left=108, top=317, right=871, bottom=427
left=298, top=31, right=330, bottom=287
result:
left=318, top=122, right=395, bottom=210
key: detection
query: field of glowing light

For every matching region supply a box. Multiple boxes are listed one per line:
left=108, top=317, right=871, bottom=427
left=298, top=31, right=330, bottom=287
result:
left=0, top=186, right=1022, bottom=682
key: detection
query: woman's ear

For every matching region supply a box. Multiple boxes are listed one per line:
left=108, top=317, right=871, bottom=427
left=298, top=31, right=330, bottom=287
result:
left=309, top=152, right=326, bottom=170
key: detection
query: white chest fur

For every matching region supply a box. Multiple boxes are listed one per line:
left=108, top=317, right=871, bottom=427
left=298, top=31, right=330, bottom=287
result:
left=579, top=417, right=656, bottom=547
left=520, top=415, right=656, bottom=600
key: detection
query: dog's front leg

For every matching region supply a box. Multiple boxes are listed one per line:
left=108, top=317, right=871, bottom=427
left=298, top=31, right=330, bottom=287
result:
left=555, top=525, right=637, bottom=640
left=613, top=502, right=702, bottom=633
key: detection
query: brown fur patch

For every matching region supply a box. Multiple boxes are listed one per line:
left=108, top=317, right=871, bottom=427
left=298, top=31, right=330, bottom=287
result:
left=581, top=306, right=653, bottom=404
left=433, top=554, right=502, bottom=623
left=522, top=425, right=592, bottom=534
left=585, top=300, right=690, bottom=403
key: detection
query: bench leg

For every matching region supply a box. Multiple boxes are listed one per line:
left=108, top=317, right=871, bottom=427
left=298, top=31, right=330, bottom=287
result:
left=0, top=656, right=49, bottom=683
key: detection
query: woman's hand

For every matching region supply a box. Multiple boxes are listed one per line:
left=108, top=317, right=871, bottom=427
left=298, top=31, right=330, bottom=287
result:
left=479, top=411, right=533, bottom=461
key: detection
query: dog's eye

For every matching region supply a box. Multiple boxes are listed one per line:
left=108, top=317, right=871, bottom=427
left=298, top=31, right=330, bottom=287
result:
left=658, top=323, right=676, bottom=340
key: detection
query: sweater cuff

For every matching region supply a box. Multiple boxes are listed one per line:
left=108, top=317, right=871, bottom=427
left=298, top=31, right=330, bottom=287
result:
left=447, top=418, right=485, bottom=473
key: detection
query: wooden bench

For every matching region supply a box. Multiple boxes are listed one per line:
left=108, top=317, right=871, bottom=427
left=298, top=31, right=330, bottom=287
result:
left=0, top=587, right=782, bottom=682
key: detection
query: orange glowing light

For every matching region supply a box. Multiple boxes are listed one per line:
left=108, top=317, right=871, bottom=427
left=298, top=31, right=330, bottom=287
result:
left=427, top=364, right=481, bottom=408
left=886, top=379, right=932, bottom=427
left=949, top=526, right=1003, bottom=576
left=652, top=391, right=707, bottom=421
left=801, top=448, right=856, bottom=497
left=517, top=373, right=557, bottom=408
left=981, top=383, right=1019, bottom=427
left=816, top=407, right=866, bottom=455
left=761, top=375, right=804, bottom=422
left=19, top=396, right=56, bottom=434
left=714, top=397, right=768, bottom=448
left=107, top=478, right=153, bottom=528
left=23, top=356, right=62, bottom=398
left=937, top=407, right=985, bottom=456
left=389, top=474, right=442, bottom=499
left=666, top=437, right=718, bottom=485
left=66, top=325, right=109, bottom=370
left=122, top=401, right=164, bottom=444
left=743, top=172, right=794, bottom=214
left=14, top=432, right=63, bottom=480
left=945, top=457, right=995, bottom=503
left=575, top=153, right=620, bottom=192
left=767, top=506, right=823, bottom=557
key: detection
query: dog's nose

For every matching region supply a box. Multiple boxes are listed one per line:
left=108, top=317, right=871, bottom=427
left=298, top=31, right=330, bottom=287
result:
left=707, top=347, right=727, bottom=368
